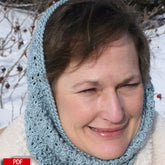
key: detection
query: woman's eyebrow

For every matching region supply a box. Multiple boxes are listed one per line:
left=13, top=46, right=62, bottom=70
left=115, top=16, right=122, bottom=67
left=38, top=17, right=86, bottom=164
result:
left=72, top=80, right=99, bottom=89
left=117, top=75, right=141, bottom=86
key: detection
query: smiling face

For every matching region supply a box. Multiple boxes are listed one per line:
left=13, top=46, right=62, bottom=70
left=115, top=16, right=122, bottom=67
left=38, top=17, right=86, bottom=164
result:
left=54, top=34, right=144, bottom=160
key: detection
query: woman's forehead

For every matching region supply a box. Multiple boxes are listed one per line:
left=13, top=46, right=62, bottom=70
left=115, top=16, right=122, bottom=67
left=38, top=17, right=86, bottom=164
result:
left=65, top=34, right=136, bottom=71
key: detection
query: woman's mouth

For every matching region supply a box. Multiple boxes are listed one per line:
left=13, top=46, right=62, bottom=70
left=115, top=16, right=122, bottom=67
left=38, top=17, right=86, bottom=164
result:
left=88, top=125, right=127, bottom=139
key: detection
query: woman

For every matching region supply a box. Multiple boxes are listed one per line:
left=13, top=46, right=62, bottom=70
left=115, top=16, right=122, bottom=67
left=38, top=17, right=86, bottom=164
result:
left=0, top=0, right=165, bottom=164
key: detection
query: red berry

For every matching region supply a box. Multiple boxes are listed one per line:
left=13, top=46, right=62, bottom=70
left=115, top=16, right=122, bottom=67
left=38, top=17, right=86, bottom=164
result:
left=23, top=29, right=27, bottom=33
left=31, top=25, right=35, bottom=30
left=18, top=40, right=24, bottom=49
left=17, top=65, right=23, bottom=72
left=2, top=67, right=6, bottom=73
left=15, top=25, right=20, bottom=33
left=157, top=20, right=161, bottom=25
left=157, top=94, right=162, bottom=99
left=5, top=83, right=10, bottom=89
left=0, top=77, right=4, bottom=83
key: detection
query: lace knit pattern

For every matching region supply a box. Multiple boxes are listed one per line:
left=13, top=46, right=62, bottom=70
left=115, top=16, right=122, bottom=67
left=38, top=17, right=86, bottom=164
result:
left=25, top=0, right=155, bottom=164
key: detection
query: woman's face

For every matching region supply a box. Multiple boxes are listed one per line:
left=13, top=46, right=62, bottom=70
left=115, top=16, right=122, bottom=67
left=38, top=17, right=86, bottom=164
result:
left=54, top=34, right=144, bottom=160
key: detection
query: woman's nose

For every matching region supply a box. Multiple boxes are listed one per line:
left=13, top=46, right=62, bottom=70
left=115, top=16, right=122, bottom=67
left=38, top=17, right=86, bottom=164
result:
left=98, top=91, right=125, bottom=123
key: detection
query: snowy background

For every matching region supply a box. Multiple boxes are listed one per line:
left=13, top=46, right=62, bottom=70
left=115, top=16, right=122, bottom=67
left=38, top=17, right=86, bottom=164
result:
left=0, top=5, right=38, bottom=129
left=0, top=5, right=165, bottom=129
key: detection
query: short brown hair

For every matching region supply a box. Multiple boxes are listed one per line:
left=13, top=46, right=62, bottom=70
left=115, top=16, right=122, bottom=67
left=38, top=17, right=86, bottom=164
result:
left=43, top=0, right=150, bottom=85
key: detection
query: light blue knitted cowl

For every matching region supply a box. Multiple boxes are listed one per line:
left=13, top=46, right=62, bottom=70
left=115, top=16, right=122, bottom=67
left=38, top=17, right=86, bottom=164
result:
left=25, top=0, right=155, bottom=164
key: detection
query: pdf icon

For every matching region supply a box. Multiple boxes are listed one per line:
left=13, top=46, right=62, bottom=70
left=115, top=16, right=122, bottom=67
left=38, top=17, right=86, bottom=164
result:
left=3, top=158, right=30, bottom=165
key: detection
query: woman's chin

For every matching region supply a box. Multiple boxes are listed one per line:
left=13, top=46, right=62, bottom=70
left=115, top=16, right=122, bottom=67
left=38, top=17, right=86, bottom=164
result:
left=91, top=145, right=127, bottom=160
left=81, top=137, right=129, bottom=160
left=95, top=150, right=126, bottom=160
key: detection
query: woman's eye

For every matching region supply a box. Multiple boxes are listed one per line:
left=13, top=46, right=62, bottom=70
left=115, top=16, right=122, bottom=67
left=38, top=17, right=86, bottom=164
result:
left=81, top=88, right=97, bottom=93
left=123, top=83, right=140, bottom=88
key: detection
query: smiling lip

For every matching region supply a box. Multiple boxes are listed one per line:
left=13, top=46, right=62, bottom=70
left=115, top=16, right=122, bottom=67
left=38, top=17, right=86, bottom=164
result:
left=89, top=124, right=127, bottom=139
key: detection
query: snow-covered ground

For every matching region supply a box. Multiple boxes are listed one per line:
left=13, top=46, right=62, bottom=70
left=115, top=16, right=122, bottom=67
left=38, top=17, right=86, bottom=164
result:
left=0, top=5, right=165, bottom=129
left=0, top=6, right=35, bottom=129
